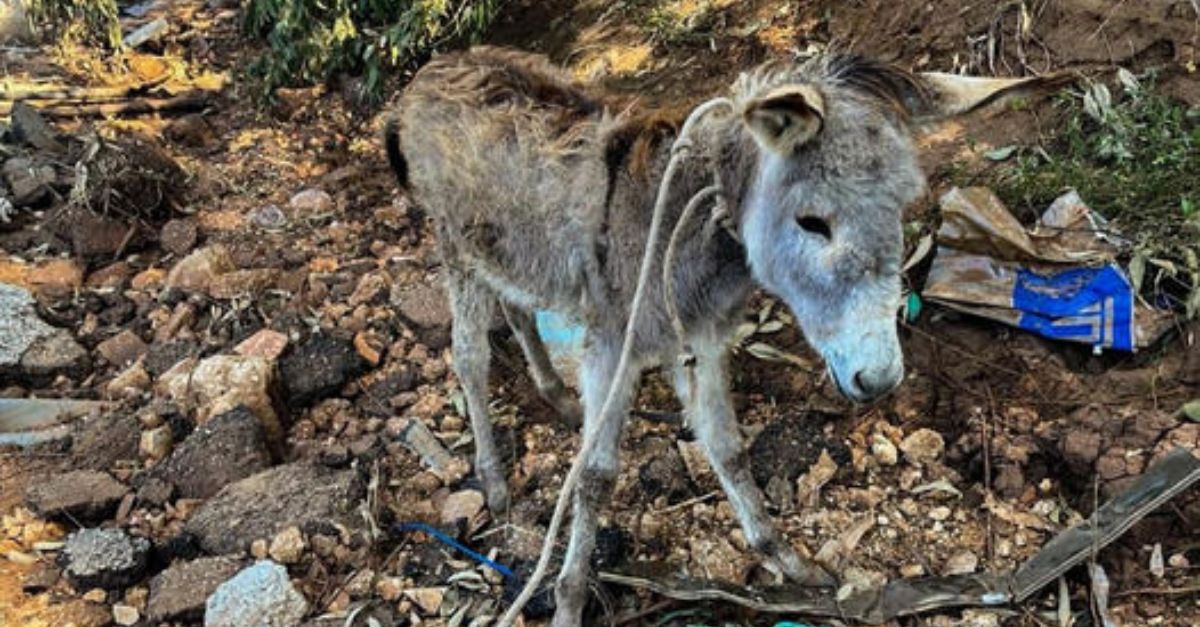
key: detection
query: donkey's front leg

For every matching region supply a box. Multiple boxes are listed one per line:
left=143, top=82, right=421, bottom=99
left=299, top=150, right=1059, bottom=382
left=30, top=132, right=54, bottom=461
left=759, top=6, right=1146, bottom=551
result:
left=553, top=334, right=636, bottom=627
left=686, top=334, right=834, bottom=586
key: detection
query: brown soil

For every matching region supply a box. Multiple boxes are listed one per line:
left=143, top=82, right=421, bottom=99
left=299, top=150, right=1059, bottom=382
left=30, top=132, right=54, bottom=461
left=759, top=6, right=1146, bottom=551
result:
left=2, top=1, right=1199, bottom=626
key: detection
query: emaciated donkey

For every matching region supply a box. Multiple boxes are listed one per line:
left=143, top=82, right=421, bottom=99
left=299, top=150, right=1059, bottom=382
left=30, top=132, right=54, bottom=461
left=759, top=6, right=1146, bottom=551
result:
left=387, top=46, right=1047, bottom=626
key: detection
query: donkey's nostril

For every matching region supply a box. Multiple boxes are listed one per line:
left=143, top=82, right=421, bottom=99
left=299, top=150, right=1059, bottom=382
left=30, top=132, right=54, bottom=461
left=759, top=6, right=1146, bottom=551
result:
left=852, top=367, right=901, bottom=401
left=853, top=371, right=868, bottom=394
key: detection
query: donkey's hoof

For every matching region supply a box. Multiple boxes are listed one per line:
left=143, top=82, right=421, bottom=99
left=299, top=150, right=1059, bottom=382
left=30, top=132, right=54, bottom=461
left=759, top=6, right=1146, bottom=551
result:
left=482, top=476, right=511, bottom=513
left=554, top=396, right=584, bottom=428
left=776, top=551, right=836, bottom=587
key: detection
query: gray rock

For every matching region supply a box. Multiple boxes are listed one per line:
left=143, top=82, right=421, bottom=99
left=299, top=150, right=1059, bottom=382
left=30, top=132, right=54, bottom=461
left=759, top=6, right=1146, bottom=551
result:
left=205, top=560, right=308, bottom=627
left=146, top=556, right=242, bottom=623
left=392, top=282, right=452, bottom=350
left=61, top=528, right=151, bottom=590
left=25, top=470, right=129, bottom=521
left=150, top=406, right=272, bottom=499
left=0, top=283, right=88, bottom=382
left=185, top=463, right=364, bottom=555
left=68, top=412, right=141, bottom=471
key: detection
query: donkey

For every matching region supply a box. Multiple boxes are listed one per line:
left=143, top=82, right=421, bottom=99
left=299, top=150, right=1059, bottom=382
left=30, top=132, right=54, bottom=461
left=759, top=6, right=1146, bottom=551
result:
left=387, top=46, right=1046, bottom=626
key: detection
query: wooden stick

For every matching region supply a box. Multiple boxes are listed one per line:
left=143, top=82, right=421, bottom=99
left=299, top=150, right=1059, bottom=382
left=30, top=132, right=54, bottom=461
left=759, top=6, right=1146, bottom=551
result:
left=17, top=91, right=211, bottom=118
left=0, top=77, right=168, bottom=101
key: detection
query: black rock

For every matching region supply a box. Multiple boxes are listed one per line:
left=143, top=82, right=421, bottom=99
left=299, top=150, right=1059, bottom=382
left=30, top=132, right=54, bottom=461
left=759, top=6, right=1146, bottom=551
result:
left=148, top=406, right=272, bottom=500
left=278, top=332, right=369, bottom=408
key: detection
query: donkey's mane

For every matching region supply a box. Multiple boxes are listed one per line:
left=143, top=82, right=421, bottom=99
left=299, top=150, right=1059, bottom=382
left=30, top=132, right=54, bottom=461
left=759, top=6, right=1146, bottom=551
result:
left=734, top=53, right=932, bottom=119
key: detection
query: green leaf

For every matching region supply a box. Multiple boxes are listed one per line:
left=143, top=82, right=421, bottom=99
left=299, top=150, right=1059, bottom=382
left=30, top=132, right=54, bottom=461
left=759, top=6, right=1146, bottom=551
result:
left=1181, top=400, right=1200, bottom=422
left=984, top=145, right=1018, bottom=161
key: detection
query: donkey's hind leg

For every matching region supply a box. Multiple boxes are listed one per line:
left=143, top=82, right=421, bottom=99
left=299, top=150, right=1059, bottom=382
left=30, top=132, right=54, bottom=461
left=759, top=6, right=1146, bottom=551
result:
left=500, top=302, right=583, bottom=427
left=446, top=269, right=509, bottom=512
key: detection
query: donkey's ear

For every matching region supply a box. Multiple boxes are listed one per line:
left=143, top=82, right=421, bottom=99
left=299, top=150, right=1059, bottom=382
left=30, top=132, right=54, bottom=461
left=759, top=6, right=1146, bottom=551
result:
left=743, top=85, right=825, bottom=155
left=914, top=72, right=1073, bottom=121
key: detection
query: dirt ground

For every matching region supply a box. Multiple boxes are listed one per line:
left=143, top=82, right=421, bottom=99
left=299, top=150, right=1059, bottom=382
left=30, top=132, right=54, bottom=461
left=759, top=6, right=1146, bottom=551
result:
left=2, top=0, right=1200, bottom=626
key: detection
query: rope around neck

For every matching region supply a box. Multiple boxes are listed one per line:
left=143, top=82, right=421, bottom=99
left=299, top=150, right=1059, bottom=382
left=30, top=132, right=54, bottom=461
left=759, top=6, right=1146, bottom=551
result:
left=497, top=96, right=735, bottom=626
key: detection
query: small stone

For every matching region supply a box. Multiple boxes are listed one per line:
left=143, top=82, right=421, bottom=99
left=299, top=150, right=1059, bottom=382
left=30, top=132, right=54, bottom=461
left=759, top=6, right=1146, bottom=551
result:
left=140, top=425, right=173, bottom=460
left=86, top=262, right=133, bottom=289
left=154, top=303, right=195, bottom=343
left=25, top=470, right=129, bottom=521
left=27, top=258, right=83, bottom=301
left=289, top=188, right=333, bottom=213
left=1168, top=553, right=1190, bottom=569
left=250, top=539, right=269, bottom=559
left=899, top=563, right=925, bottom=578
left=106, top=361, right=151, bottom=400
left=344, top=568, right=374, bottom=597
left=928, top=506, right=952, bottom=522
left=403, top=587, right=445, bottom=615
left=440, top=489, right=485, bottom=525
left=83, top=588, right=108, bottom=603
left=165, top=245, right=234, bottom=293
left=112, top=604, right=139, bottom=626
left=62, top=528, right=151, bottom=590
left=376, top=577, right=403, bottom=602
left=124, top=586, right=148, bottom=610
left=349, top=271, right=389, bottom=307
left=208, top=268, right=281, bottom=300
left=871, top=434, right=898, bottom=466
left=268, top=526, right=306, bottom=564
left=248, top=205, right=288, bottom=230
left=21, top=563, right=61, bottom=593
left=131, top=268, right=166, bottom=291
left=235, top=329, right=289, bottom=361
left=392, top=283, right=452, bottom=350
left=353, top=330, right=383, bottom=366
left=205, top=561, right=308, bottom=627
left=160, top=219, right=198, bottom=256
left=900, top=428, right=945, bottom=466
left=677, top=439, right=716, bottom=488
left=944, top=550, right=978, bottom=575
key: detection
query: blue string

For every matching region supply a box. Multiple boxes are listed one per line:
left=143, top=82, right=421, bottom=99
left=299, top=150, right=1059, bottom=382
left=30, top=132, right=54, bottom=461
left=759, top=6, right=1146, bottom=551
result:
left=393, top=522, right=518, bottom=581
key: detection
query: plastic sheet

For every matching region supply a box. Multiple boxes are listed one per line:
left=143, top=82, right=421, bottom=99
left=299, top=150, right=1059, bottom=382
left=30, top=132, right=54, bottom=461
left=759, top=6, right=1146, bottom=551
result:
left=924, top=188, right=1174, bottom=351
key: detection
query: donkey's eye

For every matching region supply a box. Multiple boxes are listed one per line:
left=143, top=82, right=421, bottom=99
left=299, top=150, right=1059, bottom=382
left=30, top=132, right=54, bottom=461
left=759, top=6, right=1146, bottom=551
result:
left=795, top=215, right=832, bottom=240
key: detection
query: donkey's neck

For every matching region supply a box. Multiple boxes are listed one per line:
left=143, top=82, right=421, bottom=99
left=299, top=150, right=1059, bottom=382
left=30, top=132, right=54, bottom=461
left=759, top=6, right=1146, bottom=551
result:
left=597, top=107, right=758, bottom=343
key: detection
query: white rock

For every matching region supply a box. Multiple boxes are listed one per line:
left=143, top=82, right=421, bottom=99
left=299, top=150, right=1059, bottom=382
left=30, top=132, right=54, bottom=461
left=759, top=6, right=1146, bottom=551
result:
left=871, top=434, right=898, bottom=466
left=205, top=561, right=308, bottom=627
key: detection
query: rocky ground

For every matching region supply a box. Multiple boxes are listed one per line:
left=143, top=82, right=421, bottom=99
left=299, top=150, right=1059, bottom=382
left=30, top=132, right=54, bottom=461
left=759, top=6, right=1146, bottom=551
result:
left=2, top=1, right=1200, bottom=626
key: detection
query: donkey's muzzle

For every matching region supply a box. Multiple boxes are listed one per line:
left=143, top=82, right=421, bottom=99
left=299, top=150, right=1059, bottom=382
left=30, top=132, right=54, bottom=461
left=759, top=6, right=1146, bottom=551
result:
left=838, top=362, right=903, bottom=403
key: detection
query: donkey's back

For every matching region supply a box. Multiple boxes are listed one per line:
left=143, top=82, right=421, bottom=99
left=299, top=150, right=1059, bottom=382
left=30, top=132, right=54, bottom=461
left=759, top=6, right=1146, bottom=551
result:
left=389, top=47, right=619, bottom=316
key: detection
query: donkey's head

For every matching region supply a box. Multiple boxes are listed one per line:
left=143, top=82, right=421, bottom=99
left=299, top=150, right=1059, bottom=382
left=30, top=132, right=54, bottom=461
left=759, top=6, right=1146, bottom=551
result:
left=730, top=55, right=1048, bottom=402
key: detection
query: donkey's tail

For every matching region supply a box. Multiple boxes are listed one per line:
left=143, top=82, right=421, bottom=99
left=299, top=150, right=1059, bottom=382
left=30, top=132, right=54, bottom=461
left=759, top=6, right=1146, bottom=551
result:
left=384, top=116, right=409, bottom=191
